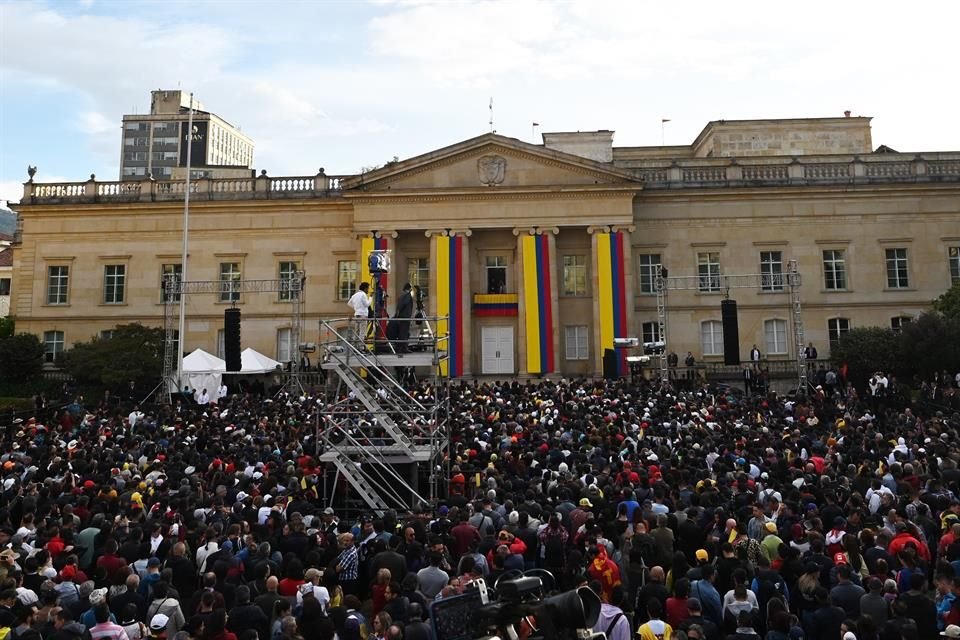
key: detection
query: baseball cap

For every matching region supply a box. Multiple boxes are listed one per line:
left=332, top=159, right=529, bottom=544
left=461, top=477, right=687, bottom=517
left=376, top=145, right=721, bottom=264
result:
left=941, top=624, right=960, bottom=638
left=764, top=522, right=778, bottom=533
left=150, top=613, right=169, bottom=632
left=323, top=507, right=335, bottom=515
left=833, top=552, right=847, bottom=565
left=147, top=557, right=161, bottom=567
left=579, top=498, right=593, bottom=508
left=695, top=549, right=709, bottom=562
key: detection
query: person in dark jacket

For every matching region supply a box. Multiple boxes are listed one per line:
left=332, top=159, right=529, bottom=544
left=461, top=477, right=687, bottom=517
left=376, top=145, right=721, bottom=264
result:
left=801, top=587, right=845, bottom=640
left=226, top=586, right=269, bottom=640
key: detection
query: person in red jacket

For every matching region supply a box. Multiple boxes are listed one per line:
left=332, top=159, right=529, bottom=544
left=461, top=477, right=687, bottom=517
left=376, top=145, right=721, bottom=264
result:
left=887, top=522, right=931, bottom=564
left=486, top=530, right=526, bottom=566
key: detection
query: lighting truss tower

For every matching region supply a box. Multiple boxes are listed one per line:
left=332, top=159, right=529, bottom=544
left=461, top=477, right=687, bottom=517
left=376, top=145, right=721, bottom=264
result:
left=654, top=266, right=807, bottom=395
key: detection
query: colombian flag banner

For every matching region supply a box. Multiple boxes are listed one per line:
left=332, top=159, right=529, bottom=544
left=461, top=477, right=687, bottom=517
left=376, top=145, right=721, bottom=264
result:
left=597, top=231, right=628, bottom=376
left=521, top=234, right=554, bottom=375
left=435, top=235, right=464, bottom=377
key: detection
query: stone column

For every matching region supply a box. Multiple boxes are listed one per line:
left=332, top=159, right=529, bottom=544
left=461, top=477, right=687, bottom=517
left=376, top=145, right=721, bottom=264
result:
left=515, top=226, right=559, bottom=377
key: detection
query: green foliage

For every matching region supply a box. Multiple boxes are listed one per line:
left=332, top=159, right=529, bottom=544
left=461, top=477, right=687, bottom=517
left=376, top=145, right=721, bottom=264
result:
left=63, top=323, right=165, bottom=389
left=934, top=282, right=960, bottom=321
left=0, top=332, right=45, bottom=383
left=0, top=317, right=14, bottom=339
left=830, top=327, right=902, bottom=387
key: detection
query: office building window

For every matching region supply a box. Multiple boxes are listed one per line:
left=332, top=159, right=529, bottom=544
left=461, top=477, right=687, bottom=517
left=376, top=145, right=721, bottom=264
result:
left=277, top=328, right=293, bottom=362
left=407, top=257, right=429, bottom=300
left=828, top=318, right=851, bottom=346
left=951, top=247, right=960, bottom=285
left=564, top=325, right=589, bottom=360
left=0, top=278, right=10, bottom=296
left=161, top=263, right=182, bottom=302
left=701, top=320, right=723, bottom=356
left=219, top=262, right=241, bottom=302
left=216, top=329, right=225, bottom=359
left=278, top=261, right=300, bottom=301
left=47, top=265, right=69, bottom=305
left=890, top=316, right=912, bottom=332
left=562, top=255, right=587, bottom=296
left=99, top=330, right=116, bottom=340
left=641, top=321, right=661, bottom=345
left=103, top=264, right=126, bottom=304
left=760, top=251, right=784, bottom=291
left=637, top=254, right=661, bottom=294
left=43, top=330, right=64, bottom=363
left=486, top=256, right=507, bottom=294
left=337, top=260, right=358, bottom=300
left=764, top=319, right=788, bottom=355
left=885, top=248, right=909, bottom=288
left=822, top=249, right=847, bottom=290
left=697, top=252, right=721, bottom=293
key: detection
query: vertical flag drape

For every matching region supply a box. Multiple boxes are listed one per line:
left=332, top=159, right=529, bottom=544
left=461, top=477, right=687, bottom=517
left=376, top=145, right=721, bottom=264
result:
left=521, top=234, right=554, bottom=375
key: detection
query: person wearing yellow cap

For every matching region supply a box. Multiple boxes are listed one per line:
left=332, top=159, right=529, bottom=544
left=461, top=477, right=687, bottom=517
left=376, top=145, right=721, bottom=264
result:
left=760, top=522, right=782, bottom=563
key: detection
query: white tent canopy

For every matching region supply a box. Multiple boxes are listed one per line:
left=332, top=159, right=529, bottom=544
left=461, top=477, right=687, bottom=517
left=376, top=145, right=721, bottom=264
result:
left=180, top=348, right=225, bottom=396
left=228, top=347, right=282, bottom=375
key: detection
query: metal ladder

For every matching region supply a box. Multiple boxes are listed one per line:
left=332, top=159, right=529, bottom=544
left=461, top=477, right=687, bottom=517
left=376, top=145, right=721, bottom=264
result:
left=329, top=451, right=390, bottom=512
left=655, top=268, right=669, bottom=380
left=327, top=360, right=414, bottom=451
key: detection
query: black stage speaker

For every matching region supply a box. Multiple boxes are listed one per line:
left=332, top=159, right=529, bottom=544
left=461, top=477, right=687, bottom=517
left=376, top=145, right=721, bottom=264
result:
left=721, top=299, right=740, bottom=365
left=224, top=308, right=242, bottom=372
left=602, top=348, right=618, bottom=380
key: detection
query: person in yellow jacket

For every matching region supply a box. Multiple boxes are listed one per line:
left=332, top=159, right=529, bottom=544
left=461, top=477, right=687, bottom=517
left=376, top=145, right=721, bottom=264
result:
left=636, top=599, right=673, bottom=640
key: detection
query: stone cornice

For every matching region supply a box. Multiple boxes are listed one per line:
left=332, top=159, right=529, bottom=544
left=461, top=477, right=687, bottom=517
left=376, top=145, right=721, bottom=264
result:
left=346, top=185, right=641, bottom=205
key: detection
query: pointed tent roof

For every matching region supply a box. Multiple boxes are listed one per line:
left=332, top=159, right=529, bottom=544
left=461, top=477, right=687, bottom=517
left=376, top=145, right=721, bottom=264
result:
left=236, top=347, right=282, bottom=374
left=182, top=348, right=225, bottom=374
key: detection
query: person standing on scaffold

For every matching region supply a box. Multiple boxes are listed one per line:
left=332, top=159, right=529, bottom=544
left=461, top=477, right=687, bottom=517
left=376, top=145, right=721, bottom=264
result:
left=347, top=281, right=371, bottom=349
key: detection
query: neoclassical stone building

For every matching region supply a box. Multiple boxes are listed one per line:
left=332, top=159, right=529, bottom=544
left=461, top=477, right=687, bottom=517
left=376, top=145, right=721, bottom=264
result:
left=9, top=116, right=960, bottom=378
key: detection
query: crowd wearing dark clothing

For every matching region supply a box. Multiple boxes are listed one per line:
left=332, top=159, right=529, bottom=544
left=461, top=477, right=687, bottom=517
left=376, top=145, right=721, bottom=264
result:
left=2, top=370, right=960, bottom=640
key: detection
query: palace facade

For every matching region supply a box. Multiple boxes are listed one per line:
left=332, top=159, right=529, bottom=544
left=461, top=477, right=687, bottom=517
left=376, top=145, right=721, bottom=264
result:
left=9, top=116, right=960, bottom=378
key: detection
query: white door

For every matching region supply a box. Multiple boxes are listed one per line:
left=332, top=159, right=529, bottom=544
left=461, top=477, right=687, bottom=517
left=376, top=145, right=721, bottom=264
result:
left=481, top=326, right=514, bottom=374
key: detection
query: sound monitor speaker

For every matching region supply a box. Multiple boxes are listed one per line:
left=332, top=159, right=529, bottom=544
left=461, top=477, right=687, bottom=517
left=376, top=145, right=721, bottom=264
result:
left=224, top=308, right=242, bottom=372
left=721, top=299, right=740, bottom=365
left=602, top=348, right=618, bottom=380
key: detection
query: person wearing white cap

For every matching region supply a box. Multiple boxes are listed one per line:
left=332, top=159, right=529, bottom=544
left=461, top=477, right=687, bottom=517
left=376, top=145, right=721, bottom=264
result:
left=942, top=624, right=960, bottom=638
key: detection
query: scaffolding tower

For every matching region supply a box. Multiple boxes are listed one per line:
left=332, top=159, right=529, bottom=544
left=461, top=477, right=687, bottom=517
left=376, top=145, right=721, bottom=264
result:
left=654, top=260, right=806, bottom=394
left=317, top=318, right=450, bottom=514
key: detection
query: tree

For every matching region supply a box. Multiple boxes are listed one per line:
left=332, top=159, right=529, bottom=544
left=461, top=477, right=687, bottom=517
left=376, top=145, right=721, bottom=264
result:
left=0, top=332, right=45, bottom=383
left=63, top=323, right=165, bottom=390
left=896, top=312, right=960, bottom=381
left=0, top=317, right=14, bottom=339
left=830, top=327, right=901, bottom=387
left=934, top=282, right=960, bottom=321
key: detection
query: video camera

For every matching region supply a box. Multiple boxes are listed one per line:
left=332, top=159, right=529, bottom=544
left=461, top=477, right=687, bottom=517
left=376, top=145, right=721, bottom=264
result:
left=430, top=574, right=602, bottom=640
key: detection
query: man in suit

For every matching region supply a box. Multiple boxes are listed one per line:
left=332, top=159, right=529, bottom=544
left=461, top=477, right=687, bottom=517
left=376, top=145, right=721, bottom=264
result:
left=393, top=283, right=414, bottom=352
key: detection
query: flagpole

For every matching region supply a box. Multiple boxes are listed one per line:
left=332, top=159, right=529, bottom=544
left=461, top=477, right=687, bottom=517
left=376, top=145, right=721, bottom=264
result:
left=176, top=93, right=195, bottom=393
left=661, top=118, right=671, bottom=146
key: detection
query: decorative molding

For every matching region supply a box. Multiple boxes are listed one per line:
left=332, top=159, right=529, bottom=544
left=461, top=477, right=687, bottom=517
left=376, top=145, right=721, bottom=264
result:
left=272, top=251, right=307, bottom=257
left=690, top=241, right=726, bottom=248
left=632, top=243, right=668, bottom=249
left=876, top=237, right=914, bottom=244
left=814, top=238, right=852, bottom=245
left=424, top=229, right=449, bottom=238
left=213, top=252, right=248, bottom=258
left=352, top=231, right=375, bottom=240
left=512, top=227, right=537, bottom=236
left=478, top=155, right=507, bottom=186
left=374, top=230, right=399, bottom=239
left=611, top=224, right=636, bottom=233
left=42, top=256, right=76, bottom=262
left=587, top=225, right=611, bottom=234
left=752, top=240, right=789, bottom=246
left=97, top=255, right=132, bottom=260
left=346, top=186, right=640, bottom=205
left=448, top=229, right=473, bottom=237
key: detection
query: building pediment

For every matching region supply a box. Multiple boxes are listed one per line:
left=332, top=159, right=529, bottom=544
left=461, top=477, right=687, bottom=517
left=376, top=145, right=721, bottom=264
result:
left=341, top=133, right=642, bottom=195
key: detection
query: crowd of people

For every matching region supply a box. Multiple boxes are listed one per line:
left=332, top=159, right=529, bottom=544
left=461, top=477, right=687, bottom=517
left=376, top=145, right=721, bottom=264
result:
left=2, top=366, right=960, bottom=640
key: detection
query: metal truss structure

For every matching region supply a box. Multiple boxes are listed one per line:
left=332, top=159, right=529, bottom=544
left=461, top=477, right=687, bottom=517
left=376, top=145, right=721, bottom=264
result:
left=161, top=272, right=305, bottom=402
left=655, top=260, right=806, bottom=394
left=317, top=317, right=450, bottom=513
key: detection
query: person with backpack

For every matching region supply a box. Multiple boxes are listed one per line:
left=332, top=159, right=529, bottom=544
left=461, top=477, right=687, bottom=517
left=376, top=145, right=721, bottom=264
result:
left=539, top=514, right=568, bottom=574
left=591, top=582, right=631, bottom=640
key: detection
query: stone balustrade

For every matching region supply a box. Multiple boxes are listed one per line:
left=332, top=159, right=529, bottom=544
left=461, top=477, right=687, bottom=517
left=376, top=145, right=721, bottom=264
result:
left=20, top=170, right=348, bottom=204
left=17, top=152, right=960, bottom=204
left=625, top=151, right=960, bottom=189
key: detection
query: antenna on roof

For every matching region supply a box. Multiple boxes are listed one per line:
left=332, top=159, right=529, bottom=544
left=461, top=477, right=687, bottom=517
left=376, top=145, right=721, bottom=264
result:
left=489, top=97, right=495, bottom=134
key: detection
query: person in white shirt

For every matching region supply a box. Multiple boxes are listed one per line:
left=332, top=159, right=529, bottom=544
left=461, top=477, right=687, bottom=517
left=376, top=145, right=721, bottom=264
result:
left=347, top=282, right=372, bottom=345
left=195, top=388, right=210, bottom=405
left=128, top=406, right=144, bottom=429
left=217, top=383, right=228, bottom=400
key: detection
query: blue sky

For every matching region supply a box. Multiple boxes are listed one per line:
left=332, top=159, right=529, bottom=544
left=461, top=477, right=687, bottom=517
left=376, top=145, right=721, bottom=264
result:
left=2, top=0, right=959, bottom=205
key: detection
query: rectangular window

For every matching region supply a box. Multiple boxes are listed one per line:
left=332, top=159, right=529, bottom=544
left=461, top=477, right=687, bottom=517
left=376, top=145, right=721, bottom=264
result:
left=219, top=262, right=241, bottom=303
left=43, top=330, right=64, bottom=363
left=828, top=318, right=851, bottom=346
left=122, top=167, right=147, bottom=177
left=124, top=151, right=147, bottom=162
left=562, top=255, right=587, bottom=296
left=47, top=265, right=69, bottom=305
left=951, top=247, right=960, bottom=285
left=641, top=321, right=661, bottom=345
left=890, top=316, right=912, bottom=332
left=277, top=327, right=293, bottom=362
left=885, top=248, right=909, bottom=288
left=124, top=122, right=147, bottom=131
left=103, top=264, right=126, bottom=304
left=407, top=257, right=429, bottom=301
left=701, top=320, right=723, bottom=356
left=216, top=329, right=225, bottom=360
left=823, top=249, right=847, bottom=290
left=0, top=278, right=10, bottom=296
left=161, top=263, right=182, bottom=302
left=697, top=252, right=721, bottom=293
left=637, top=254, right=661, bottom=294
left=764, top=319, right=788, bottom=355
left=100, top=330, right=116, bottom=340
left=760, top=251, right=784, bottom=292
left=278, top=261, right=300, bottom=301
left=337, top=260, right=358, bottom=300
left=564, top=325, right=589, bottom=360
left=486, top=256, right=507, bottom=294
